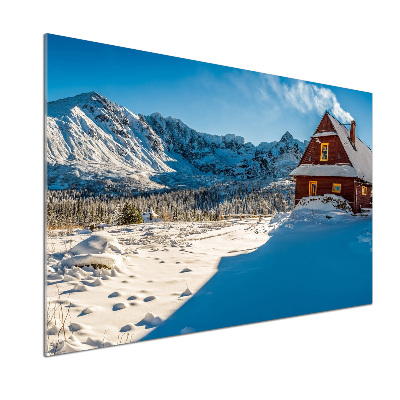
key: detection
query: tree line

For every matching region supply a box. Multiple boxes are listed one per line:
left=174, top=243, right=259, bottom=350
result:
left=47, top=182, right=294, bottom=229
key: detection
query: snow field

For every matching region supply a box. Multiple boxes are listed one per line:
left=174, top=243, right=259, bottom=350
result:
left=46, top=217, right=273, bottom=354
left=142, top=204, right=372, bottom=341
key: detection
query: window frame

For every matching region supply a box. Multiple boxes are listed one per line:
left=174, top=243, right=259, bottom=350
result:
left=362, top=186, right=367, bottom=196
left=320, top=143, right=329, bottom=161
left=309, top=181, right=317, bottom=196
left=332, top=183, right=341, bottom=193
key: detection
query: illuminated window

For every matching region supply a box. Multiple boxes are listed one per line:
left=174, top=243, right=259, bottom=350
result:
left=332, top=183, right=341, bottom=193
left=362, top=186, right=367, bottom=195
left=309, top=181, right=317, bottom=196
left=321, top=143, right=328, bottom=161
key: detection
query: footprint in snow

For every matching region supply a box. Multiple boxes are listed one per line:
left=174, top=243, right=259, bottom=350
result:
left=69, top=322, right=86, bottom=332
left=113, top=303, right=127, bottom=311
left=78, top=306, right=95, bottom=317
left=143, top=296, right=156, bottom=302
left=180, top=267, right=192, bottom=273
left=108, top=291, right=122, bottom=298
left=120, top=324, right=135, bottom=332
left=47, top=325, right=59, bottom=335
left=127, top=295, right=137, bottom=301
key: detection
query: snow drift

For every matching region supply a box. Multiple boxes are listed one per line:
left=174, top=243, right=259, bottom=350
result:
left=142, top=210, right=372, bottom=341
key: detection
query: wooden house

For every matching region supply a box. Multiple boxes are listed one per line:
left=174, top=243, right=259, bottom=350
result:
left=290, top=111, right=372, bottom=213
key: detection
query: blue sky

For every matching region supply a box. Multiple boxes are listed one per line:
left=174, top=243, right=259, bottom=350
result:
left=46, top=34, right=372, bottom=147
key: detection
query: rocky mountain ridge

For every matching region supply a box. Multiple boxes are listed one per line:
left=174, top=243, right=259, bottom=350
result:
left=47, top=92, right=308, bottom=192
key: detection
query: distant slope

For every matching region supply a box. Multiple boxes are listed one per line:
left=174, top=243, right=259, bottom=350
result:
left=47, top=92, right=308, bottom=192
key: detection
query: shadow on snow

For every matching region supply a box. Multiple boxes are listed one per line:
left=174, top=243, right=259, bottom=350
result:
left=141, top=213, right=372, bottom=342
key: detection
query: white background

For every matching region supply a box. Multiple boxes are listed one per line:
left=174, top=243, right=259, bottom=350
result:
left=1, top=1, right=399, bottom=398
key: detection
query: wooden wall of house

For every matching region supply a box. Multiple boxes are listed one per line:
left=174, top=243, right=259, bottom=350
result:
left=294, top=176, right=356, bottom=209
left=299, top=135, right=351, bottom=166
left=315, top=113, right=336, bottom=133
left=354, top=182, right=373, bottom=211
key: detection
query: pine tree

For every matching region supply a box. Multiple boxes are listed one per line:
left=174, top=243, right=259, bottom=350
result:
left=118, top=202, right=143, bottom=225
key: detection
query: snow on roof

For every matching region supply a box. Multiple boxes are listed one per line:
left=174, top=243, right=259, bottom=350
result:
left=313, top=114, right=372, bottom=183
left=290, top=164, right=358, bottom=177
left=312, top=131, right=337, bottom=137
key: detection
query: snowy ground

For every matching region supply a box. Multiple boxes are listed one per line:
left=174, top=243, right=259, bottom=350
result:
left=144, top=198, right=372, bottom=342
left=46, top=217, right=273, bottom=355
left=46, top=196, right=372, bottom=356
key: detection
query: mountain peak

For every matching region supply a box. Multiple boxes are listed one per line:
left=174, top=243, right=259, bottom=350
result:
left=281, top=131, right=293, bottom=140
left=48, top=91, right=109, bottom=117
left=48, top=91, right=100, bottom=104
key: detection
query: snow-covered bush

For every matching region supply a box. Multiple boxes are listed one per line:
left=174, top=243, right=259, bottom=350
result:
left=61, top=232, right=123, bottom=270
left=70, top=232, right=122, bottom=255
left=61, top=253, right=120, bottom=270
left=294, top=194, right=353, bottom=214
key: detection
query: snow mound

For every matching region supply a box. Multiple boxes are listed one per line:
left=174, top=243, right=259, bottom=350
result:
left=180, top=327, right=195, bottom=334
left=84, top=336, right=116, bottom=349
left=52, top=334, right=86, bottom=354
left=294, top=194, right=353, bottom=214
left=136, top=312, right=163, bottom=328
left=61, top=253, right=121, bottom=270
left=72, top=283, right=87, bottom=292
left=179, top=287, right=192, bottom=298
left=75, top=228, right=92, bottom=234
left=70, top=232, right=123, bottom=255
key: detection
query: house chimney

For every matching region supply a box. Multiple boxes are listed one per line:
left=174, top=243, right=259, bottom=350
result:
left=350, top=120, right=356, bottom=144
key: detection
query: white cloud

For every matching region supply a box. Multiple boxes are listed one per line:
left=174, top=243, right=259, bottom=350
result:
left=196, top=69, right=354, bottom=124
left=266, top=77, right=353, bottom=123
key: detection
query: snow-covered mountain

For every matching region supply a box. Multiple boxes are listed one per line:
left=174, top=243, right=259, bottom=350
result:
left=47, top=92, right=308, bottom=192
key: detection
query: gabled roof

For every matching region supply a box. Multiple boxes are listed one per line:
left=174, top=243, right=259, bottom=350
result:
left=324, top=113, right=372, bottom=183
left=290, top=112, right=372, bottom=183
